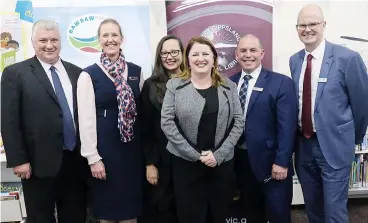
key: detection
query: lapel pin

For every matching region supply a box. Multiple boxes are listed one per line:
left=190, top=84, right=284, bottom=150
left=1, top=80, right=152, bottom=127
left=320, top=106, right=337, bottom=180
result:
left=128, top=76, right=138, bottom=80
left=253, top=87, right=264, bottom=92
left=318, top=78, right=327, bottom=83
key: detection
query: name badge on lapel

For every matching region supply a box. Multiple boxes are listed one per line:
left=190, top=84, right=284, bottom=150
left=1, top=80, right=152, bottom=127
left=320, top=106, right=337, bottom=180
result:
left=318, top=78, right=327, bottom=83
left=128, top=76, right=138, bottom=81
left=253, top=87, right=263, bottom=92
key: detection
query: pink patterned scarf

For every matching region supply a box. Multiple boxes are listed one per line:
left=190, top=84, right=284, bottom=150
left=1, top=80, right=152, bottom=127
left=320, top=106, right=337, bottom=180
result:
left=100, top=50, right=137, bottom=142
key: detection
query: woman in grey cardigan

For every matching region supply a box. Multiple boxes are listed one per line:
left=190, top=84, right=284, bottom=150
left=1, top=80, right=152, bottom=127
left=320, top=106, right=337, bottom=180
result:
left=161, top=36, right=244, bottom=223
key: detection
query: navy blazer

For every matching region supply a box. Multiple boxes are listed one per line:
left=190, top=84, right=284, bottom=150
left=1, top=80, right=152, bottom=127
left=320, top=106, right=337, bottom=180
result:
left=289, top=41, right=368, bottom=169
left=231, top=68, right=298, bottom=182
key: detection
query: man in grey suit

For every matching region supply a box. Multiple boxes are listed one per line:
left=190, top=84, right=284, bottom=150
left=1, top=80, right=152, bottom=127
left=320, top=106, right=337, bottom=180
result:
left=289, top=4, right=368, bottom=223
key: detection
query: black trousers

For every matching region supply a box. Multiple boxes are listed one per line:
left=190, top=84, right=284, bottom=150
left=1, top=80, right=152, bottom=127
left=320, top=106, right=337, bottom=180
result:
left=139, top=162, right=177, bottom=223
left=139, top=194, right=177, bottom=223
left=172, top=155, right=235, bottom=223
left=235, top=149, right=292, bottom=223
left=22, top=151, right=88, bottom=223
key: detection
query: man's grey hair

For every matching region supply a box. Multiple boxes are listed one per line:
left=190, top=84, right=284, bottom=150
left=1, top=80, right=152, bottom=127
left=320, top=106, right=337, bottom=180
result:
left=31, top=19, right=60, bottom=40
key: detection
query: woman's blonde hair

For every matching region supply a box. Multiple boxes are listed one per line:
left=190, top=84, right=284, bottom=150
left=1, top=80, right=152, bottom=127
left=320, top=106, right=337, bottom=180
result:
left=176, top=36, right=223, bottom=86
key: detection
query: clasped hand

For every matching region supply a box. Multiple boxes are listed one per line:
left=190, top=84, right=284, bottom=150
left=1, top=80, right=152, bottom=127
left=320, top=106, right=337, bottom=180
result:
left=271, top=164, right=288, bottom=180
left=199, top=150, right=217, bottom=167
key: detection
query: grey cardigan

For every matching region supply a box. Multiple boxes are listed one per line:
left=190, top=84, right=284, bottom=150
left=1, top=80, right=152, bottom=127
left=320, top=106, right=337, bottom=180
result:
left=161, top=77, right=244, bottom=165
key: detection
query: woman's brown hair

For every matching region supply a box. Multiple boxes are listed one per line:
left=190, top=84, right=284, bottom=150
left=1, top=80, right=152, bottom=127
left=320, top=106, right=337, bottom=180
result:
left=176, top=36, right=223, bottom=86
left=152, top=35, right=184, bottom=103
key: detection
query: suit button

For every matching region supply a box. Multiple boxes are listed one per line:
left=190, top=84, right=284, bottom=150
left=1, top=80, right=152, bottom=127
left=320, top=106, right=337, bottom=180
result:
left=59, top=113, right=62, bottom=117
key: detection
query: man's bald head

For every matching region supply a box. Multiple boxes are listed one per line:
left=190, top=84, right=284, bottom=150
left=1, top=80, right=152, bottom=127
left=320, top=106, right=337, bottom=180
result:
left=238, top=34, right=263, bottom=50
left=297, top=4, right=324, bottom=24
left=296, top=4, right=326, bottom=52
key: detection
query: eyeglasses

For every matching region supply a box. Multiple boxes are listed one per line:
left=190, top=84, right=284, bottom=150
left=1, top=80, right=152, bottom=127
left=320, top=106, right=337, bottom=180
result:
left=160, top=50, right=180, bottom=58
left=296, top=22, right=324, bottom=31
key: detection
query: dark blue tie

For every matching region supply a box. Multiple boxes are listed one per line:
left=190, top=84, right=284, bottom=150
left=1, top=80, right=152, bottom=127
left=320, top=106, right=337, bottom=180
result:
left=239, top=74, right=252, bottom=113
left=50, top=66, right=76, bottom=151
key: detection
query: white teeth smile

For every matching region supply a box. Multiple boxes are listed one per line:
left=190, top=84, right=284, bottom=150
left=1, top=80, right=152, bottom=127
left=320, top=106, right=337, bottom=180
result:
left=196, top=64, right=206, bottom=67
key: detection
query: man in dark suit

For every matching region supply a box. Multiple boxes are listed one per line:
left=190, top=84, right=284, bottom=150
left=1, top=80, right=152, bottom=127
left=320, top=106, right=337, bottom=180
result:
left=231, top=34, right=298, bottom=223
left=1, top=19, right=88, bottom=223
left=289, top=5, right=368, bottom=223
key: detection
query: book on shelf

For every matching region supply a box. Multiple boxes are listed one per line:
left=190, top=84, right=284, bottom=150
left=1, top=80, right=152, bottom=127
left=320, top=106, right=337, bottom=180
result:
left=349, top=153, right=368, bottom=189
left=0, top=182, right=22, bottom=193
left=0, top=191, right=19, bottom=201
left=355, top=129, right=368, bottom=153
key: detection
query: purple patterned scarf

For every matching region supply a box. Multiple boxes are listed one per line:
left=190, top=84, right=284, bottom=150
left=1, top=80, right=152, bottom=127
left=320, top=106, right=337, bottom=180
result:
left=100, top=50, right=137, bottom=142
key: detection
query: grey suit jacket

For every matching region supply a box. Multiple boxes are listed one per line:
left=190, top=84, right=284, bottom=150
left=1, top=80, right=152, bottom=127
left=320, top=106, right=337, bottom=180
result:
left=161, top=77, right=244, bottom=165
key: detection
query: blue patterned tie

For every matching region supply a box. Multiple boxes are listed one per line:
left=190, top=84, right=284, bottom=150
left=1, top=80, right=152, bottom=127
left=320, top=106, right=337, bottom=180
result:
left=50, top=66, right=76, bottom=151
left=239, top=74, right=252, bottom=113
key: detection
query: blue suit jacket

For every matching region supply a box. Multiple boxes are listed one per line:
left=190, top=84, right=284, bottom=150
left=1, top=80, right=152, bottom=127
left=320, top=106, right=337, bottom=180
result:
left=289, top=41, right=368, bottom=169
left=231, top=68, right=298, bottom=182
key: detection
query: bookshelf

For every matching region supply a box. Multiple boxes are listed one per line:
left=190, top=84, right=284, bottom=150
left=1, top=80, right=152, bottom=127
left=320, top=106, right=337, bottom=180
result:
left=349, top=130, right=368, bottom=198
left=1, top=137, right=27, bottom=222
left=292, top=129, right=368, bottom=205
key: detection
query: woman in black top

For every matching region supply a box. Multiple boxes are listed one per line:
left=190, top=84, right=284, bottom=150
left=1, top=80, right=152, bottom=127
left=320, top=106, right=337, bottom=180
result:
left=160, top=36, right=244, bottom=223
left=139, top=35, right=184, bottom=223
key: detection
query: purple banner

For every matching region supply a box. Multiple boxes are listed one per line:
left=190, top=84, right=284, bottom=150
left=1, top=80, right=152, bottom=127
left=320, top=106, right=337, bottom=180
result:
left=166, top=0, right=273, bottom=77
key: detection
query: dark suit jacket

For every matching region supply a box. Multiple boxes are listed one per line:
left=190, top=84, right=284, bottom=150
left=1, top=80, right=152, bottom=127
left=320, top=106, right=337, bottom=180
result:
left=1, top=56, right=84, bottom=177
left=230, top=68, right=298, bottom=182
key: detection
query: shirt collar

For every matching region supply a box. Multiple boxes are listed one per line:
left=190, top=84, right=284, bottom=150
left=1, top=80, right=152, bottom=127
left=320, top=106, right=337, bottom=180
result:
left=241, top=64, right=262, bottom=80
left=304, top=38, right=326, bottom=60
left=37, top=57, right=63, bottom=73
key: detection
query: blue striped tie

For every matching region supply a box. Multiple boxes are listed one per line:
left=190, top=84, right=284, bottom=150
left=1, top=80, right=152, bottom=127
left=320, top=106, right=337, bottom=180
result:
left=239, top=74, right=252, bottom=113
left=50, top=66, right=76, bottom=151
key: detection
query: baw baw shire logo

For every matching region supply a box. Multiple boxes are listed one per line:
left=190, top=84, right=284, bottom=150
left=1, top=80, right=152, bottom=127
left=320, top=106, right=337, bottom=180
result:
left=67, top=14, right=107, bottom=53
left=200, top=24, right=241, bottom=72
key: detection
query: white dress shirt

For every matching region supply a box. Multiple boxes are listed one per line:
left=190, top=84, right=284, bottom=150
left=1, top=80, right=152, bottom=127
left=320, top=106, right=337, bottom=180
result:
left=37, top=57, right=74, bottom=120
left=298, top=39, right=326, bottom=131
left=237, top=65, right=262, bottom=150
left=237, top=64, right=262, bottom=121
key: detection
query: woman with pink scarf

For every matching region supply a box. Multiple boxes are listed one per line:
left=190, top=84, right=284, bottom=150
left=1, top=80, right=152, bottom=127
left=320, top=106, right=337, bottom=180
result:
left=77, top=18, right=144, bottom=223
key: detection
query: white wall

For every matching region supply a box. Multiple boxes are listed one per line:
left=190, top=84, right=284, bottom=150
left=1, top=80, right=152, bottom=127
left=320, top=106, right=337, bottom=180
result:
left=149, top=0, right=168, bottom=62
left=0, top=0, right=17, bottom=12
left=273, top=0, right=368, bottom=76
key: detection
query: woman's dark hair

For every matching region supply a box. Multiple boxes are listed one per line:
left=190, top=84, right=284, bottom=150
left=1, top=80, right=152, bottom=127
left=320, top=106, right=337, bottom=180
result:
left=151, top=35, right=184, bottom=103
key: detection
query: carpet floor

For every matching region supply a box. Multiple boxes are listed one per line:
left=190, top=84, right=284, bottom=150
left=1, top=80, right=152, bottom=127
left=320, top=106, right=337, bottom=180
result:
left=85, top=198, right=368, bottom=223
left=290, top=198, right=368, bottom=223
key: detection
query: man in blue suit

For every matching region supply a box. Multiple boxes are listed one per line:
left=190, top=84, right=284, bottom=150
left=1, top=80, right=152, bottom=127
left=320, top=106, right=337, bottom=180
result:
left=289, top=4, right=368, bottom=223
left=232, top=34, right=298, bottom=223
